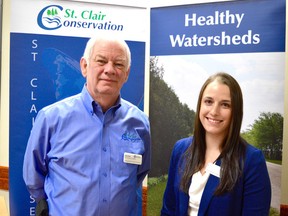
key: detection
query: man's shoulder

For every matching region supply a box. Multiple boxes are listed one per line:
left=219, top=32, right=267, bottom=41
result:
left=120, top=98, right=139, bottom=109
left=119, top=99, right=150, bottom=128
left=40, top=93, right=82, bottom=115
left=120, top=98, right=147, bottom=115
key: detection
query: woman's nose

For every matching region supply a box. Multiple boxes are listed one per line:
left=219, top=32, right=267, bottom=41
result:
left=210, top=104, right=220, bottom=115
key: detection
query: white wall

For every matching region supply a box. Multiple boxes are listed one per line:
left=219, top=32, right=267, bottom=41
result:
left=0, top=0, right=9, bottom=167
left=0, top=0, right=10, bottom=212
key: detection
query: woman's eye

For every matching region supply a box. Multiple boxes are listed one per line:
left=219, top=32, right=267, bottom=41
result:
left=204, top=99, right=213, bottom=105
left=222, top=103, right=231, bottom=108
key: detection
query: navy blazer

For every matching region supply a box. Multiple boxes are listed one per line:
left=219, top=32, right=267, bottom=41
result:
left=161, top=137, right=271, bottom=216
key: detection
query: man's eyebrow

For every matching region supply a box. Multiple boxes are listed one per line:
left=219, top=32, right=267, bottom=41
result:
left=93, top=55, right=125, bottom=62
left=93, top=54, right=106, bottom=59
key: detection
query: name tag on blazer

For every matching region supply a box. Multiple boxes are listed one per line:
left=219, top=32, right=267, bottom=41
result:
left=206, top=163, right=221, bottom=178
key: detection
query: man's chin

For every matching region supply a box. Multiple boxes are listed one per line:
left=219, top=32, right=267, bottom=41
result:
left=97, top=88, right=119, bottom=96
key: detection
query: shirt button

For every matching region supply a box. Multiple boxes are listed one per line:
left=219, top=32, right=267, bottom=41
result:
left=103, top=147, right=107, bottom=152
left=103, top=199, right=107, bottom=203
left=103, top=173, right=107, bottom=177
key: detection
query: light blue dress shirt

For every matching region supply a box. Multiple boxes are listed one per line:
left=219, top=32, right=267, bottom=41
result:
left=23, top=85, right=151, bottom=216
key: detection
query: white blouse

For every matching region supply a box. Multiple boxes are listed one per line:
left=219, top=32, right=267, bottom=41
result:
left=188, top=171, right=210, bottom=216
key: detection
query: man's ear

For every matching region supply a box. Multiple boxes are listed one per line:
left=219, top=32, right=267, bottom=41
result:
left=80, top=57, right=88, bottom=78
left=125, top=67, right=131, bottom=82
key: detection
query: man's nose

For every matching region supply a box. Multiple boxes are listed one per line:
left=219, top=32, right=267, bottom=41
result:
left=104, top=62, right=116, bottom=75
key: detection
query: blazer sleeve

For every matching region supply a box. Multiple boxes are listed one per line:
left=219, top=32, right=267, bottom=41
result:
left=161, top=137, right=191, bottom=216
left=242, top=146, right=271, bottom=215
left=161, top=144, right=178, bottom=215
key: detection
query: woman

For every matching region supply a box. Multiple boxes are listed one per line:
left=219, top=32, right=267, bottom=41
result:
left=161, top=72, right=271, bottom=216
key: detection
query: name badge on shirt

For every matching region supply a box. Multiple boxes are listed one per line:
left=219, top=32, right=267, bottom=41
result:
left=206, top=163, right=221, bottom=178
left=123, top=152, right=142, bottom=165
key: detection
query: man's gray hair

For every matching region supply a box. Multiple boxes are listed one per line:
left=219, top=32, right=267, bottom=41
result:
left=82, top=34, right=131, bottom=70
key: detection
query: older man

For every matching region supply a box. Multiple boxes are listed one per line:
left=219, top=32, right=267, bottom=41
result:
left=23, top=35, right=151, bottom=216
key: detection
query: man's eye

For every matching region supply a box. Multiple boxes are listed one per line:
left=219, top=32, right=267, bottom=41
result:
left=115, top=63, right=125, bottom=68
left=97, top=60, right=106, bottom=64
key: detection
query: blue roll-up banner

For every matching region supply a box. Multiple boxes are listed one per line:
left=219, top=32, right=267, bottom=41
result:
left=150, top=0, right=285, bottom=211
left=9, top=1, right=147, bottom=215
left=151, top=0, right=285, bottom=55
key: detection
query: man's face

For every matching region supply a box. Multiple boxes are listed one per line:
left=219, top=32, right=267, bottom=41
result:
left=81, top=40, right=130, bottom=101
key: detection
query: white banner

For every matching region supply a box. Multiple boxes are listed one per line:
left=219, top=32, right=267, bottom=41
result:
left=11, top=0, right=147, bottom=41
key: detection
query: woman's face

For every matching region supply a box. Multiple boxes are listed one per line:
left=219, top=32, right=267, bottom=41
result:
left=199, top=80, right=232, bottom=139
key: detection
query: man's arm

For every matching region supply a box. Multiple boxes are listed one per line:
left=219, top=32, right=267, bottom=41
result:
left=136, top=120, right=151, bottom=186
left=23, top=110, right=50, bottom=202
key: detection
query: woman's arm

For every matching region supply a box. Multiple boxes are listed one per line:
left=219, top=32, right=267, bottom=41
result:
left=242, top=147, right=271, bottom=215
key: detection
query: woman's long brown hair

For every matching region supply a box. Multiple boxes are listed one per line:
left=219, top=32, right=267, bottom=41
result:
left=180, top=72, right=247, bottom=195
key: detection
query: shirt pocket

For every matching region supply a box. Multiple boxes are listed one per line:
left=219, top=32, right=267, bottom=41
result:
left=111, top=137, right=144, bottom=178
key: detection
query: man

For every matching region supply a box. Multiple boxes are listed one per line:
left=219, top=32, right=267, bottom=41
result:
left=23, top=35, right=151, bottom=216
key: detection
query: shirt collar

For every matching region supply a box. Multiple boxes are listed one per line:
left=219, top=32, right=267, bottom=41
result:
left=80, top=84, right=121, bottom=115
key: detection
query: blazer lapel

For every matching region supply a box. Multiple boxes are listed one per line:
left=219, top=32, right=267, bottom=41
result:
left=198, top=160, right=221, bottom=216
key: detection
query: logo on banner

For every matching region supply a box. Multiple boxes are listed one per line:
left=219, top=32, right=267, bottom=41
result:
left=37, top=5, right=124, bottom=31
left=38, top=5, right=63, bottom=30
